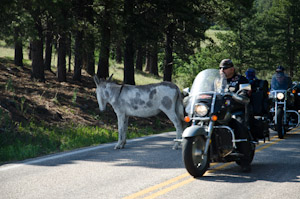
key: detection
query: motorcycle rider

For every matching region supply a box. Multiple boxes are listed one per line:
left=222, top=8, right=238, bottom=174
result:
left=245, top=68, right=258, bottom=85
left=219, top=59, right=253, bottom=172
left=271, top=65, right=292, bottom=90
left=245, top=68, right=269, bottom=140
left=245, top=68, right=269, bottom=113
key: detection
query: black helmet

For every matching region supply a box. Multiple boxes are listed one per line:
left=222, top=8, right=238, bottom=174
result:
left=219, top=59, right=234, bottom=69
left=276, top=65, right=284, bottom=72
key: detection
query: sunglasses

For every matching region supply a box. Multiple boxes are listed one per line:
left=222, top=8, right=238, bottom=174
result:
left=219, top=66, right=232, bottom=70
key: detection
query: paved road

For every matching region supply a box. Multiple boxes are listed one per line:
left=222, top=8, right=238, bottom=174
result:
left=1, top=129, right=300, bottom=199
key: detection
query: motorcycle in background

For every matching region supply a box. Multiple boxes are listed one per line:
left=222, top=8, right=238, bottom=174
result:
left=181, top=69, right=255, bottom=177
left=269, top=74, right=300, bottom=139
left=291, top=81, right=300, bottom=111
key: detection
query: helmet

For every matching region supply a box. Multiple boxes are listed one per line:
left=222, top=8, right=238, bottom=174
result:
left=219, top=59, right=234, bottom=69
left=276, top=65, right=284, bottom=72
left=245, top=68, right=256, bottom=81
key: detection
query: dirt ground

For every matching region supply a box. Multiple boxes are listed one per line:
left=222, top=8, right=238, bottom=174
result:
left=0, top=58, right=172, bottom=132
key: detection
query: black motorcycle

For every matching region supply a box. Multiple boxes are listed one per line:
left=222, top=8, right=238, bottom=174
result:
left=182, top=69, right=255, bottom=177
left=269, top=74, right=300, bottom=139
left=291, top=81, right=300, bottom=113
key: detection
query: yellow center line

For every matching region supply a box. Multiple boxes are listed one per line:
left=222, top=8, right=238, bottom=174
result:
left=142, top=177, right=195, bottom=199
left=141, top=162, right=233, bottom=199
left=122, top=173, right=190, bottom=199
left=123, top=128, right=300, bottom=199
left=123, top=162, right=218, bottom=199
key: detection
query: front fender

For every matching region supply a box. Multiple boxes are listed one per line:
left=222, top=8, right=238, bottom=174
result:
left=182, top=125, right=207, bottom=138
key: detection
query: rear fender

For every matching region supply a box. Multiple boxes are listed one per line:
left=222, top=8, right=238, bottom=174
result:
left=182, top=125, right=207, bottom=138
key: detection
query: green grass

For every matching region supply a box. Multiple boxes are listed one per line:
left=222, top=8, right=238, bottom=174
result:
left=200, top=29, right=228, bottom=47
left=108, top=60, right=163, bottom=85
left=0, top=116, right=173, bottom=164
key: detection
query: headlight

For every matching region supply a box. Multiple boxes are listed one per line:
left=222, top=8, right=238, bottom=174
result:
left=277, top=92, right=285, bottom=100
left=194, top=103, right=209, bottom=116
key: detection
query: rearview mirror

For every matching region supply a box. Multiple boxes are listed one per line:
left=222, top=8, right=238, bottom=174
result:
left=182, top=87, right=190, bottom=97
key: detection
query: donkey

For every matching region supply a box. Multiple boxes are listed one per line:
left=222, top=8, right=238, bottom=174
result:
left=93, top=75, right=184, bottom=149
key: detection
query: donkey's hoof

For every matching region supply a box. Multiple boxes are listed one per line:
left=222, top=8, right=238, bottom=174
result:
left=172, top=143, right=179, bottom=150
left=114, top=144, right=125, bottom=149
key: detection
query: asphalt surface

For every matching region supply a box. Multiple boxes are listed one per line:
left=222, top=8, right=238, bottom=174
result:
left=1, top=129, right=300, bottom=199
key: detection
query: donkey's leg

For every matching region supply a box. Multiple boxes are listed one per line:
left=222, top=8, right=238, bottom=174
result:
left=115, top=114, right=127, bottom=149
left=163, top=110, right=183, bottom=150
left=120, top=116, right=129, bottom=148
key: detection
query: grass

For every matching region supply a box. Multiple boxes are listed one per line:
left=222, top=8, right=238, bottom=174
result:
left=0, top=115, right=173, bottom=164
left=109, top=60, right=163, bottom=85
left=0, top=44, right=174, bottom=165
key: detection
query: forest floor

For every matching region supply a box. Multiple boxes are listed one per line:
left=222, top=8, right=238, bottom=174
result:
left=0, top=58, right=174, bottom=163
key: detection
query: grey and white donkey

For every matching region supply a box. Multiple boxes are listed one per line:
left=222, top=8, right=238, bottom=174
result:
left=93, top=75, right=184, bottom=149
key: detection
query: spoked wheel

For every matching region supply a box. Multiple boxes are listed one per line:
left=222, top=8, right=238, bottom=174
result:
left=276, top=108, right=285, bottom=139
left=182, top=136, right=209, bottom=178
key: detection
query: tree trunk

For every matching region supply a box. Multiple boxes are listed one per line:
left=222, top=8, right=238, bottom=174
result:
left=73, top=30, right=83, bottom=81
left=30, top=14, right=45, bottom=82
left=66, top=33, right=72, bottom=72
left=14, top=40, right=23, bottom=67
left=149, top=42, right=158, bottom=76
left=13, top=26, right=23, bottom=67
left=163, top=24, right=174, bottom=82
left=28, top=42, right=32, bottom=60
left=86, top=33, right=95, bottom=76
left=123, top=0, right=135, bottom=85
left=44, top=31, right=53, bottom=72
left=145, top=49, right=151, bottom=72
left=31, top=39, right=45, bottom=82
left=135, top=47, right=144, bottom=71
left=97, top=5, right=111, bottom=79
left=124, top=36, right=135, bottom=85
left=57, top=33, right=67, bottom=82
left=116, top=43, right=122, bottom=64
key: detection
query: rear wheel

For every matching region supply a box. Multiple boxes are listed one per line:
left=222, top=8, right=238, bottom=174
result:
left=236, top=142, right=255, bottom=166
left=276, top=108, right=285, bottom=139
left=182, top=136, right=209, bottom=177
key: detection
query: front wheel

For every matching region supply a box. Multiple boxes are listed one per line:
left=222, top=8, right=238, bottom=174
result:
left=276, top=108, right=285, bottom=139
left=182, top=136, right=209, bottom=177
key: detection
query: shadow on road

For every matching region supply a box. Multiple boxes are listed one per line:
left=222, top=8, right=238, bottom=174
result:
left=196, top=132, right=300, bottom=183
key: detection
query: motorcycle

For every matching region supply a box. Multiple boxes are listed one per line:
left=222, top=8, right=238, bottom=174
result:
left=291, top=81, right=300, bottom=111
left=269, top=74, right=300, bottom=139
left=181, top=69, right=255, bottom=177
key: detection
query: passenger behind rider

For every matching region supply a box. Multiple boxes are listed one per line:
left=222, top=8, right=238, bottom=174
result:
left=219, top=59, right=252, bottom=172
left=271, top=65, right=292, bottom=90
left=245, top=68, right=258, bottom=88
left=245, top=68, right=268, bottom=110
left=245, top=68, right=269, bottom=141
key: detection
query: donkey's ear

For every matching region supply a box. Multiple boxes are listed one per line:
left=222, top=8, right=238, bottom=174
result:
left=107, top=74, right=113, bottom=81
left=93, top=75, right=100, bottom=86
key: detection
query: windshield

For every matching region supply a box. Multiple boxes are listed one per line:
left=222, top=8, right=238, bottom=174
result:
left=190, top=69, right=226, bottom=95
left=271, top=73, right=292, bottom=90
left=186, top=69, right=227, bottom=114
